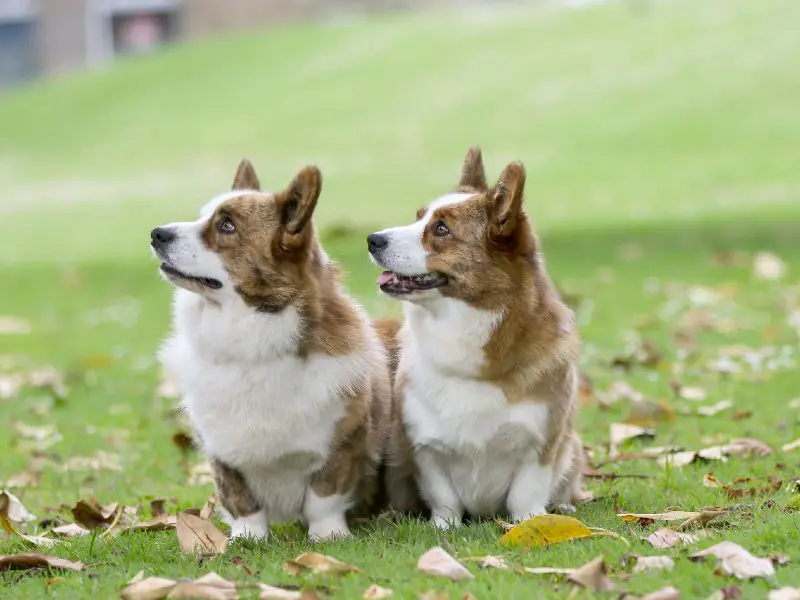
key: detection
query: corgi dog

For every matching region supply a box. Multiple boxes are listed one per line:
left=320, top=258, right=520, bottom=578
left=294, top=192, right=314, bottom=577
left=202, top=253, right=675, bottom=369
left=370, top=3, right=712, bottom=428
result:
left=153, top=159, right=394, bottom=541
left=367, top=147, right=583, bottom=527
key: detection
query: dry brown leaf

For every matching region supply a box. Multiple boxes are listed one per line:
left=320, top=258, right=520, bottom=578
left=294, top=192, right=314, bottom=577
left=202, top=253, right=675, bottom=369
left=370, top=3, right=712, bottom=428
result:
left=631, top=555, right=675, bottom=574
left=121, top=576, right=177, bottom=599
left=621, top=509, right=723, bottom=530
left=782, top=439, right=800, bottom=452
left=126, top=514, right=177, bottom=533
left=567, top=556, right=616, bottom=591
left=598, top=380, right=644, bottom=407
left=690, top=541, right=775, bottom=579
left=363, top=584, right=393, bottom=599
left=200, top=494, right=217, bottom=520
left=753, top=252, right=786, bottom=280
left=52, top=523, right=89, bottom=538
left=258, top=583, right=303, bottom=599
left=640, top=587, right=681, bottom=600
left=697, top=400, right=734, bottom=417
left=625, top=399, right=674, bottom=426
left=769, top=589, right=800, bottom=600
left=17, top=533, right=59, bottom=548
left=176, top=512, right=228, bottom=557
left=285, top=552, right=362, bottom=576
left=723, top=438, right=772, bottom=458
left=417, top=547, right=473, bottom=581
left=659, top=447, right=726, bottom=468
left=0, top=316, right=31, bottom=335
left=61, top=451, right=123, bottom=472
left=71, top=498, right=120, bottom=530
left=0, top=552, right=84, bottom=572
left=476, top=555, right=507, bottom=569
left=610, top=423, right=655, bottom=458
left=168, top=582, right=235, bottom=599
left=0, top=490, right=37, bottom=523
left=680, top=386, right=708, bottom=401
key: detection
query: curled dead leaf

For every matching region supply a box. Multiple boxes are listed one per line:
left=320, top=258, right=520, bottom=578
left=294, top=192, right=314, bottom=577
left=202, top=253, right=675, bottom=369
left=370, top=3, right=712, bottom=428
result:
left=498, top=514, right=609, bottom=548
left=630, top=555, right=675, bottom=574
left=176, top=512, right=228, bottom=557
left=258, top=583, right=304, bottom=599
left=690, top=541, right=775, bottom=580
left=567, top=556, right=616, bottom=591
left=0, top=552, right=84, bottom=572
left=610, top=423, right=655, bottom=458
left=643, top=528, right=704, bottom=549
left=286, top=552, right=362, bottom=576
left=417, top=547, right=473, bottom=581
left=0, top=490, right=36, bottom=523
left=71, top=498, right=121, bottom=530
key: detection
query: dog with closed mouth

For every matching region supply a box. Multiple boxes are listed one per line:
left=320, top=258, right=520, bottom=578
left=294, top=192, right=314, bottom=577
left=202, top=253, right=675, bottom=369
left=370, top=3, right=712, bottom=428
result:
left=153, top=159, right=396, bottom=541
left=367, top=147, right=584, bottom=527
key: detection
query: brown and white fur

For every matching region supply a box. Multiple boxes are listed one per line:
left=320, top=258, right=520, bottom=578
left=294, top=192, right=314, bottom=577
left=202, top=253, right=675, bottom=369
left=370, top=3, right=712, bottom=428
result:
left=153, top=159, right=391, bottom=541
left=367, top=147, right=583, bottom=527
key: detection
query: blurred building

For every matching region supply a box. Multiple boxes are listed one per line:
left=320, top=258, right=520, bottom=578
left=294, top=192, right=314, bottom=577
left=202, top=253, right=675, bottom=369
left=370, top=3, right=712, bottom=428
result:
left=0, top=0, right=465, bottom=89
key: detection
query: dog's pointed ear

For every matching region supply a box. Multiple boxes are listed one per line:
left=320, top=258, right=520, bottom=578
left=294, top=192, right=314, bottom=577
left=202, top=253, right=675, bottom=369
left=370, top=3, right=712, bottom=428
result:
left=277, top=166, right=322, bottom=235
left=458, top=146, right=488, bottom=191
left=231, top=158, right=261, bottom=191
left=488, top=161, right=526, bottom=240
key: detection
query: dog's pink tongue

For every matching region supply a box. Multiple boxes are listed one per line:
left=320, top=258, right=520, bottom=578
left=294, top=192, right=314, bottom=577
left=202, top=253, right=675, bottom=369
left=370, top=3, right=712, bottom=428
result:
left=377, top=271, right=395, bottom=286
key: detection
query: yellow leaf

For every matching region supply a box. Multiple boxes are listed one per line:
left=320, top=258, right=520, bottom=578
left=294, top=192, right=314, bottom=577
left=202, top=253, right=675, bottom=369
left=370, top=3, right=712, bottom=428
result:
left=498, top=514, right=598, bottom=549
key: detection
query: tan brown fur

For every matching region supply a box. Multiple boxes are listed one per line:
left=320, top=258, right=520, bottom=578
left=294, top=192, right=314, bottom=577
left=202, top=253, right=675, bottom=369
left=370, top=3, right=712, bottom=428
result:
left=401, top=147, right=584, bottom=508
left=201, top=159, right=394, bottom=521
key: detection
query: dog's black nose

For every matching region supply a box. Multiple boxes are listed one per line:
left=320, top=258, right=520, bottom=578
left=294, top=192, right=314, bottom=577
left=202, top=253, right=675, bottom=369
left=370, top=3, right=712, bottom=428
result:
left=151, top=227, right=176, bottom=246
left=367, top=233, right=388, bottom=253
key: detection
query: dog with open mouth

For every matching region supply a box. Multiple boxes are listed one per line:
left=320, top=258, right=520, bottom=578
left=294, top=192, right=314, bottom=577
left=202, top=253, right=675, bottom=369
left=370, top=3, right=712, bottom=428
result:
left=153, top=159, right=401, bottom=541
left=367, top=147, right=584, bottom=527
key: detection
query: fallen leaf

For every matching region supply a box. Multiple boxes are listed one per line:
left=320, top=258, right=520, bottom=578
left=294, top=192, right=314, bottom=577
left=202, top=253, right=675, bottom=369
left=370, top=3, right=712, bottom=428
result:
left=121, top=576, right=177, bottom=600
left=698, top=400, right=734, bottom=417
left=640, top=587, right=681, bottom=600
left=150, top=499, right=167, bottom=518
left=625, top=399, right=674, bottom=426
left=631, top=555, right=675, bottom=574
left=0, top=374, right=23, bottom=399
left=12, top=421, right=62, bottom=450
left=598, top=380, right=644, bottom=407
left=0, top=553, right=84, bottom=572
left=363, top=584, right=393, bottom=599
left=0, top=490, right=37, bottom=523
left=125, top=514, right=177, bottom=533
left=567, top=556, right=616, bottom=591
left=200, top=494, right=217, bottom=520
left=621, top=509, right=724, bottom=530
left=610, top=423, right=655, bottom=458
left=286, top=552, right=362, bottom=576
left=659, top=447, right=726, bottom=467
left=704, top=473, right=722, bottom=487
left=769, top=589, right=800, bottom=600
left=71, top=498, right=120, bottom=530
left=498, top=514, right=601, bottom=548
left=731, top=410, right=751, bottom=421
left=783, top=439, right=800, bottom=452
left=17, top=533, right=59, bottom=548
left=61, top=450, right=123, bottom=472
left=753, top=252, right=786, bottom=280
left=176, top=512, right=228, bottom=557
left=723, top=438, right=772, bottom=458
left=0, top=316, right=31, bottom=335
left=417, top=547, right=473, bottom=581
left=258, top=583, right=304, bottom=599
left=476, top=555, right=507, bottom=569
left=680, top=386, right=708, bottom=401
left=690, top=541, right=775, bottom=579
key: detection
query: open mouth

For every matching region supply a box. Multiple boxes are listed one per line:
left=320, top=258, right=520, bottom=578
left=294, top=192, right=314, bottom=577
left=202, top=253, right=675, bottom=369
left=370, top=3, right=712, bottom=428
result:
left=160, top=264, right=223, bottom=290
left=376, top=271, right=448, bottom=295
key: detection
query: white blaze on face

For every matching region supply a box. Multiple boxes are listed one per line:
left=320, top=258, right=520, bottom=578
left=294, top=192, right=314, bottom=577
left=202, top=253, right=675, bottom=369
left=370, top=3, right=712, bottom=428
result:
left=372, top=192, right=474, bottom=275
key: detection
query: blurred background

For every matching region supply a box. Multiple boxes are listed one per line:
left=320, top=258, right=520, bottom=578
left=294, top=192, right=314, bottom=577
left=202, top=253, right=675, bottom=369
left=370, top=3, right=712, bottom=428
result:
left=0, top=0, right=799, bottom=375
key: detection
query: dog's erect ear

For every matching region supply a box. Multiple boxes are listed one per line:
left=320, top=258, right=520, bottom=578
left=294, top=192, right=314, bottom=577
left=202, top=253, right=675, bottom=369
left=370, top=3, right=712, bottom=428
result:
left=488, top=161, right=526, bottom=240
left=231, top=158, right=261, bottom=191
left=458, top=146, right=488, bottom=192
left=277, top=166, right=322, bottom=235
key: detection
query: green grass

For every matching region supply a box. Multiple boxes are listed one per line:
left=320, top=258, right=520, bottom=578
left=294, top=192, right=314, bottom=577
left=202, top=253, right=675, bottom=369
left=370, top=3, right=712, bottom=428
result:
left=2, top=0, right=800, bottom=597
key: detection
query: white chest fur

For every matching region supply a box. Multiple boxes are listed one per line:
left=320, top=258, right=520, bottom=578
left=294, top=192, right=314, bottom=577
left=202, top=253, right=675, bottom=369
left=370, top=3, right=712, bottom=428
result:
left=401, top=299, right=550, bottom=517
left=161, top=290, right=371, bottom=521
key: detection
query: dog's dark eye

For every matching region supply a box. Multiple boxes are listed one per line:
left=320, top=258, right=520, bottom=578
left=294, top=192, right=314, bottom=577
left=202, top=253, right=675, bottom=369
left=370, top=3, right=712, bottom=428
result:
left=218, top=218, right=236, bottom=234
left=433, top=220, right=449, bottom=237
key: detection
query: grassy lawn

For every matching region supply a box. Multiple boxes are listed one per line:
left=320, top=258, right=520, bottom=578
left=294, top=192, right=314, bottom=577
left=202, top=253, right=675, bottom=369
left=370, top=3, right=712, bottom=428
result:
left=2, top=0, right=800, bottom=598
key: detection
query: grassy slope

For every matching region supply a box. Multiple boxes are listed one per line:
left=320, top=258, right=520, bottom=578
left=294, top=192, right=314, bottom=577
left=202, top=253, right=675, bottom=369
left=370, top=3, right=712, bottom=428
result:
left=2, top=0, right=800, bottom=598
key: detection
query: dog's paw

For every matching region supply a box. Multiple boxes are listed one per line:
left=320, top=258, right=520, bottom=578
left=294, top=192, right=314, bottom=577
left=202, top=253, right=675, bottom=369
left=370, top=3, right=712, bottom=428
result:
left=229, top=514, right=269, bottom=541
left=550, top=503, right=576, bottom=515
left=308, top=517, right=351, bottom=542
left=430, top=512, right=462, bottom=530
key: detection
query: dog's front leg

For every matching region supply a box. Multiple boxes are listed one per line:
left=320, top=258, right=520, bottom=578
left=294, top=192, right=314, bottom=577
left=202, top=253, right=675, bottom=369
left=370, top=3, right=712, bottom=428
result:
left=506, top=451, right=551, bottom=522
left=416, top=448, right=463, bottom=529
left=211, top=458, right=270, bottom=540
